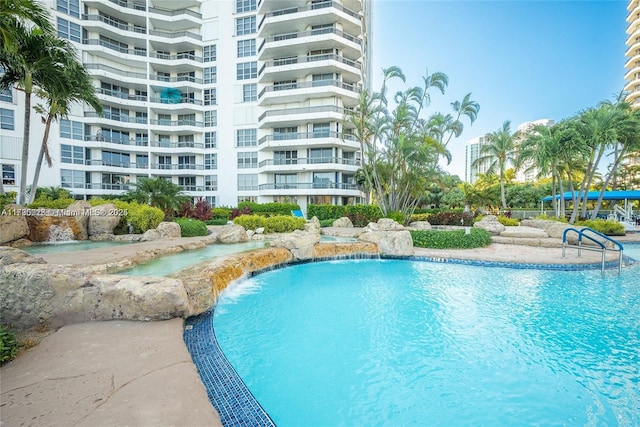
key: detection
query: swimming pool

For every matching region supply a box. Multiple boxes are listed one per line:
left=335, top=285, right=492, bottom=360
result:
left=210, top=257, right=640, bottom=426
left=20, top=240, right=132, bottom=254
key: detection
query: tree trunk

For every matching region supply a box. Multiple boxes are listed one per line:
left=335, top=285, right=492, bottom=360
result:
left=19, top=83, right=33, bottom=205
left=28, top=114, right=54, bottom=204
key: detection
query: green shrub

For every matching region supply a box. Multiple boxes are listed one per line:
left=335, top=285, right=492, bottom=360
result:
left=264, top=215, right=306, bottom=233
left=91, top=199, right=164, bottom=233
left=319, top=219, right=334, bottom=227
left=0, top=191, right=17, bottom=212
left=211, top=207, right=232, bottom=220
left=175, top=218, right=208, bottom=237
left=384, top=211, right=404, bottom=224
left=233, top=214, right=267, bottom=230
left=410, top=213, right=431, bottom=222
left=27, top=197, right=75, bottom=209
left=410, top=229, right=492, bottom=249
left=534, top=214, right=568, bottom=223
left=427, top=211, right=474, bottom=226
left=497, top=216, right=519, bottom=226
left=238, top=202, right=300, bottom=217
left=307, top=204, right=382, bottom=224
left=205, top=218, right=229, bottom=226
left=0, top=326, right=18, bottom=365
left=575, top=219, right=625, bottom=236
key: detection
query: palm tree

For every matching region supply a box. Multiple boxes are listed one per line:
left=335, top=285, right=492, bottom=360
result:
left=0, top=0, right=53, bottom=52
left=472, top=121, right=517, bottom=209
left=28, top=48, right=103, bottom=203
left=125, top=177, right=189, bottom=219
left=0, top=27, right=74, bottom=204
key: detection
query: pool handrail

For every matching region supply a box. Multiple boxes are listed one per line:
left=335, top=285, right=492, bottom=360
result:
left=562, top=227, right=624, bottom=274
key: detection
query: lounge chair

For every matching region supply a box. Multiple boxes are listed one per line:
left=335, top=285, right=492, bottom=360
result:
left=291, top=209, right=306, bottom=219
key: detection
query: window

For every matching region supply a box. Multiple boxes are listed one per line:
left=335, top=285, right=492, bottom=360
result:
left=204, top=111, right=217, bottom=127
left=177, top=50, right=195, bottom=60
left=205, top=196, right=217, bottom=206
left=136, top=155, right=148, bottom=169
left=204, top=88, right=217, bottom=106
left=274, top=150, right=297, bottom=165
left=312, top=73, right=334, bottom=86
left=157, top=155, right=172, bottom=169
left=236, top=0, right=256, bottom=12
left=242, top=84, right=257, bottom=102
left=237, top=152, right=257, bottom=169
left=204, top=66, right=217, bottom=84
left=177, top=71, right=195, bottom=82
left=0, top=108, right=14, bottom=130
left=60, top=120, right=83, bottom=140
left=178, top=135, right=195, bottom=147
left=135, top=111, right=147, bottom=124
left=0, top=86, right=11, bottom=102
left=178, top=114, right=195, bottom=126
left=178, top=155, right=196, bottom=169
left=237, top=174, right=257, bottom=191
left=311, top=23, right=334, bottom=35
left=61, top=169, right=84, bottom=189
left=236, top=129, right=257, bottom=147
left=203, top=45, right=217, bottom=62
left=274, top=80, right=297, bottom=91
left=101, top=173, right=129, bottom=190
left=236, top=16, right=256, bottom=36
left=178, top=176, right=196, bottom=189
left=101, top=128, right=128, bottom=144
left=102, top=151, right=130, bottom=167
left=135, top=133, right=148, bottom=146
left=313, top=172, right=334, bottom=188
left=238, top=196, right=257, bottom=203
left=57, top=17, right=81, bottom=42
left=274, top=127, right=297, bottom=140
left=104, top=106, right=129, bottom=121
left=57, top=0, right=79, bottom=18
left=312, top=123, right=331, bottom=137
left=157, top=71, right=170, bottom=82
left=158, top=114, right=171, bottom=125
left=309, top=147, right=333, bottom=163
left=275, top=173, right=297, bottom=189
left=2, top=164, right=16, bottom=186
left=205, top=175, right=218, bottom=191
left=237, top=39, right=256, bottom=57
left=236, top=62, right=257, bottom=80
left=205, top=153, right=217, bottom=170
left=61, top=144, right=84, bottom=164
left=205, top=131, right=217, bottom=149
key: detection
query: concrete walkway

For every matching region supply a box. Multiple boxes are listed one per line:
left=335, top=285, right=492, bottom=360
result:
left=2, top=231, right=638, bottom=427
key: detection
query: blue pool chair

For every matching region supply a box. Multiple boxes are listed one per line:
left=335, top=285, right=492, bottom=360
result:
left=291, top=209, right=306, bottom=219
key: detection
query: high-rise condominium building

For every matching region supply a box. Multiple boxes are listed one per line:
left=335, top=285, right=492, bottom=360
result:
left=463, top=119, right=553, bottom=184
left=626, top=0, right=640, bottom=106
left=0, top=0, right=371, bottom=213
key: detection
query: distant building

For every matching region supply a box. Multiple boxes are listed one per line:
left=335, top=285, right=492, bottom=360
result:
left=463, top=119, right=554, bottom=184
left=625, top=0, right=640, bottom=183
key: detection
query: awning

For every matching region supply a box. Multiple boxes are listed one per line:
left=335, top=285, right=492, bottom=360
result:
left=541, top=190, right=640, bottom=202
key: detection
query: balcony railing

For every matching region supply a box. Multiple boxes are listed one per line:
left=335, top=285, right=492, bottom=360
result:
left=259, top=27, right=361, bottom=53
left=85, top=135, right=149, bottom=147
left=259, top=53, right=361, bottom=75
left=85, top=63, right=147, bottom=80
left=149, top=119, right=204, bottom=127
left=178, top=185, right=206, bottom=192
left=151, top=52, right=203, bottom=62
left=259, top=79, right=359, bottom=98
left=85, top=159, right=145, bottom=169
left=258, top=0, right=360, bottom=29
left=259, top=157, right=360, bottom=167
left=150, top=163, right=204, bottom=170
left=150, top=141, right=205, bottom=149
left=85, top=111, right=148, bottom=124
left=149, top=29, right=202, bottom=41
left=150, top=96, right=203, bottom=106
left=258, top=131, right=356, bottom=145
left=82, top=14, right=147, bottom=34
left=107, top=0, right=146, bottom=11
left=96, top=87, right=147, bottom=102
left=86, top=182, right=132, bottom=190
left=149, top=74, right=203, bottom=84
left=259, top=182, right=358, bottom=190
left=149, top=6, right=201, bottom=19
left=258, top=105, right=350, bottom=121
left=83, top=39, right=147, bottom=57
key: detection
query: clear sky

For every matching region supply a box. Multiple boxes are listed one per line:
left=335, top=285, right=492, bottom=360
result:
left=370, top=0, right=628, bottom=179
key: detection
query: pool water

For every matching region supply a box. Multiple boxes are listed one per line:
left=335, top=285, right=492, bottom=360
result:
left=20, top=240, right=131, bottom=254
left=119, top=241, right=267, bottom=276
left=213, top=259, right=640, bottom=426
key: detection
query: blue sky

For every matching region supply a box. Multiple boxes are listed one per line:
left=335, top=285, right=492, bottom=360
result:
left=370, top=0, right=628, bottom=179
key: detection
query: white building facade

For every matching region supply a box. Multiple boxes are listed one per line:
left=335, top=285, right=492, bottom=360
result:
left=0, top=0, right=371, bottom=213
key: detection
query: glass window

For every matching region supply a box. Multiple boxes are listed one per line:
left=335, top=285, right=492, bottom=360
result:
left=274, top=127, right=297, bottom=140
left=312, top=123, right=331, bottom=137
left=309, top=147, right=333, bottom=163
left=0, top=108, right=14, bottom=130
left=235, top=16, right=256, bottom=36
left=57, top=0, right=79, bottom=18
left=237, top=174, right=258, bottom=191
left=61, top=169, right=84, bottom=189
left=57, top=17, right=81, bottom=42
left=102, top=151, right=130, bottom=167
left=178, top=156, right=196, bottom=169
left=313, top=172, right=334, bottom=188
left=275, top=174, right=297, bottom=189
left=237, top=39, right=256, bottom=57
left=203, top=45, right=216, bottom=62
left=136, top=155, right=148, bottom=169
left=205, top=153, right=217, bottom=170
left=204, top=66, right=217, bottom=84
left=2, top=164, right=16, bottom=186
left=204, top=111, right=217, bottom=127
left=205, top=131, right=217, bottom=149
left=236, top=0, right=256, bottom=12
left=0, top=87, right=12, bottom=102
left=236, top=62, right=257, bottom=80
left=238, top=196, right=257, bottom=203
left=60, top=119, right=83, bottom=140
left=204, top=88, right=217, bottom=106
left=236, top=129, right=257, bottom=147
left=205, top=196, right=217, bottom=206
left=242, top=84, right=257, bottom=102
left=61, top=144, right=84, bottom=164
left=237, top=152, right=257, bottom=169
left=274, top=150, right=297, bottom=165
left=205, top=175, right=218, bottom=191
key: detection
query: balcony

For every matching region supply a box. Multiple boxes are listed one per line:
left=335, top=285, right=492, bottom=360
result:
left=259, top=79, right=359, bottom=105
left=258, top=105, right=351, bottom=127
left=258, top=156, right=360, bottom=173
left=150, top=163, right=204, bottom=170
left=259, top=53, right=361, bottom=81
left=82, top=14, right=147, bottom=35
left=258, top=131, right=359, bottom=150
left=149, top=119, right=204, bottom=127
left=258, top=28, right=362, bottom=60
left=150, top=141, right=205, bottom=149
left=85, top=135, right=149, bottom=148
left=86, top=182, right=132, bottom=191
left=83, top=39, right=147, bottom=60
left=85, top=111, right=148, bottom=125
left=149, top=95, right=203, bottom=106
left=150, top=51, right=203, bottom=63
left=96, top=87, right=148, bottom=102
left=258, top=182, right=360, bottom=194
left=148, top=29, right=202, bottom=41
left=258, top=1, right=361, bottom=36
left=85, top=63, right=147, bottom=80
left=85, top=159, right=146, bottom=169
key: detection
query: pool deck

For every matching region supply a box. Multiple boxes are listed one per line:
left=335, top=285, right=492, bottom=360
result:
left=2, top=231, right=639, bottom=427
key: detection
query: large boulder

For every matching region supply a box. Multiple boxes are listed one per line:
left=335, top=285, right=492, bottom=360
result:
left=87, top=203, right=121, bottom=236
left=304, top=216, right=321, bottom=234
left=500, top=226, right=548, bottom=238
left=0, top=205, right=29, bottom=244
left=156, top=221, right=182, bottom=239
left=332, top=217, right=353, bottom=228
left=140, top=229, right=161, bottom=242
left=363, top=218, right=405, bottom=232
left=520, top=219, right=578, bottom=244
left=473, top=215, right=505, bottom=235
left=358, top=229, right=414, bottom=256
left=409, top=221, right=432, bottom=230
left=217, top=224, right=249, bottom=243
left=270, top=230, right=321, bottom=260
left=25, top=201, right=91, bottom=242
left=0, top=247, right=45, bottom=267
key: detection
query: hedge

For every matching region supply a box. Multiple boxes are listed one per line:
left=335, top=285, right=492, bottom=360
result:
left=175, top=218, right=208, bottom=237
left=426, top=211, right=475, bottom=226
left=410, top=229, right=492, bottom=249
left=0, top=326, right=18, bottom=365
left=575, top=219, right=626, bottom=236
left=237, top=202, right=300, bottom=217
left=27, top=197, right=75, bottom=209
left=233, top=214, right=305, bottom=233
left=90, top=199, right=164, bottom=233
left=307, top=204, right=382, bottom=226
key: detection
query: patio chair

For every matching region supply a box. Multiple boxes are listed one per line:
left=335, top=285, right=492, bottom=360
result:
left=291, top=209, right=306, bottom=220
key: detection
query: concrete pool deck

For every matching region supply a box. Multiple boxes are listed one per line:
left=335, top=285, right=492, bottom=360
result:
left=2, top=232, right=639, bottom=426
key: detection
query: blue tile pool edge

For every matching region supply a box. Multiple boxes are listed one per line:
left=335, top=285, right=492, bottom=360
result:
left=183, top=253, right=638, bottom=426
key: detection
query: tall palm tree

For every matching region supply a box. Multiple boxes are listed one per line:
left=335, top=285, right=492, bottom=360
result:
left=29, top=49, right=103, bottom=203
left=0, top=0, right=53, bottom=52
left=472, top=121, right=517, bottom=209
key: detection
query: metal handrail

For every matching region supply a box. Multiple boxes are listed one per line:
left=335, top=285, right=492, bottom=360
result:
left=562, top=227, right=624, bottom=274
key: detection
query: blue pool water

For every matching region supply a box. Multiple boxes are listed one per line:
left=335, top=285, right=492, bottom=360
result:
left=21, top=240, right=131, bottom=254
left=213, top=258, right=640, bottom=426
